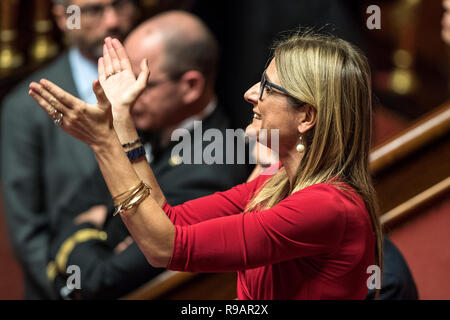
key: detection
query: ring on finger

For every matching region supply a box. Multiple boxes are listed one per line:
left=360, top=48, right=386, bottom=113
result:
left=53, top=112, right=63, bottom=126
left=48, top=107, right=58, bottom=119
left=107, top=70, right=121, bottom=78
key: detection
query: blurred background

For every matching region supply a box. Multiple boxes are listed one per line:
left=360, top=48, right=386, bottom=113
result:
left=0, top=0, right=449, bottom=300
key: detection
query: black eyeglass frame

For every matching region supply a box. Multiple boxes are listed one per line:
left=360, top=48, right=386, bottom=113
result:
left=259, top=70, right=307, bottom=106
left=144, top=71, right=185, bottom=90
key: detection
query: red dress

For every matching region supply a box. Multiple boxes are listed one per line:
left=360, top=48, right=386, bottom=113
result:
left=164, top=172, right=375, bottom=299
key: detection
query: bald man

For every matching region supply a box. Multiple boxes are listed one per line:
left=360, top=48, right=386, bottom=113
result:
left=46, top=11, right=250, bottom=299
left=125, top=11, right=218, bottom=133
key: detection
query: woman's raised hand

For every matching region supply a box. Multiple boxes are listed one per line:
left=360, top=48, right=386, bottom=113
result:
left=29, top=78, right=115, bottom=149
left=99, top=37, right=150, bottom=119
left=28, top=37, right=149, bottom=149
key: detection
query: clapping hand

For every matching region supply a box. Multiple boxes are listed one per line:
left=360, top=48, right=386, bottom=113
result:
left=29, top=78, right=114, bottom=149
left=99, top=37, right=150, bottom=119
left=28, top=37, right=149, bottom=149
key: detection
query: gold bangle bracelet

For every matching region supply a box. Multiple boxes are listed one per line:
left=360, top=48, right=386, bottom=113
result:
left=113, top=181, right=142, bottom=202
left=113, top=182, right=151, bottom=216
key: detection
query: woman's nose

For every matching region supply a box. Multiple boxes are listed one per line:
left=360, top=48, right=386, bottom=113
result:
left=244, top=82, right=260, bottom=105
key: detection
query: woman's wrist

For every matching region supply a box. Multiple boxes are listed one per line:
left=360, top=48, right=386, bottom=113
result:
left=111, top=102, right=132, bottom=119
left=90, top=128, right=120, bottom=154
left=113, top=114, right=140, bottom=145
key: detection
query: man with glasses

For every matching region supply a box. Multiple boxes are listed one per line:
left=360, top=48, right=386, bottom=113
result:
left=1, top=0, right=138, bottom=299
left=45, top=11, right=250, bottom=299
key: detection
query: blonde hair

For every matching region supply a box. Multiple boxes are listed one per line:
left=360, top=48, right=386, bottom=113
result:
left=246, top=31, right=383, bottom=290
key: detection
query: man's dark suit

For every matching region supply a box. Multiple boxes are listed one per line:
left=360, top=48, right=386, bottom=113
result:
left=0, top=53, right=112, bottom=299
left=47, top=106, right=250, bottom=299
left=367, top=235, right=418, bottom=300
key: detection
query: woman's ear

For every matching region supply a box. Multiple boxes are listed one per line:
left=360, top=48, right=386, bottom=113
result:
left=180, top=71, right=205, bottom=105
left=297, top=104, right=316, bottom=134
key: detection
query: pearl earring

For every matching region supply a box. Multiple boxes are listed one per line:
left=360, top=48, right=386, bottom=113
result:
left=296, top=135, right=305, bottom=153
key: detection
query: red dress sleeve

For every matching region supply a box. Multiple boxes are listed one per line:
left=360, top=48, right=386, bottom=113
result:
left=162, top=173, right=271, bottom=226
left=167, top=183, right=352, bottom=272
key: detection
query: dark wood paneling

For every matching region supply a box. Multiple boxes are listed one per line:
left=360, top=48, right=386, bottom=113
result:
left=374, top=134, right=450, bottom=214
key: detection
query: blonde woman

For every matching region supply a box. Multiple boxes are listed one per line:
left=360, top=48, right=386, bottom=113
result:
left=29, top=31, right=382, bottom=299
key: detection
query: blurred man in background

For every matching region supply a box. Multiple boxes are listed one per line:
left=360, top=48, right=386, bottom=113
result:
left=1, top=0, right=138, bottom=299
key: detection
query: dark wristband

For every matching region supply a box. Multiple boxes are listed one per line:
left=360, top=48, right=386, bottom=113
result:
left=126, top=145, right=146, bottom=162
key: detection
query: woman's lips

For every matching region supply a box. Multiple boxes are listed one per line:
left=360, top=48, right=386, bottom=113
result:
left=245, top=117, right=262, bottom=141
left=253, top=111, right=262, bottom=120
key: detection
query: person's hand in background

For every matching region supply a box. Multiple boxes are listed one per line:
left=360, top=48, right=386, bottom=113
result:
left=114, top=236, right=134, bottom=254
left=74, top=205, right=108, bottom=229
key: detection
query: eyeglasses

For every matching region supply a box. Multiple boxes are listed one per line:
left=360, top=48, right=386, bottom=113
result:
left=78, top=0, right=135, bottom=21
left=145, top=71, right=185, bottom=90
left=259, top=70, right=306, bottom=106
left=145, top=78, right=173, bottom=89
